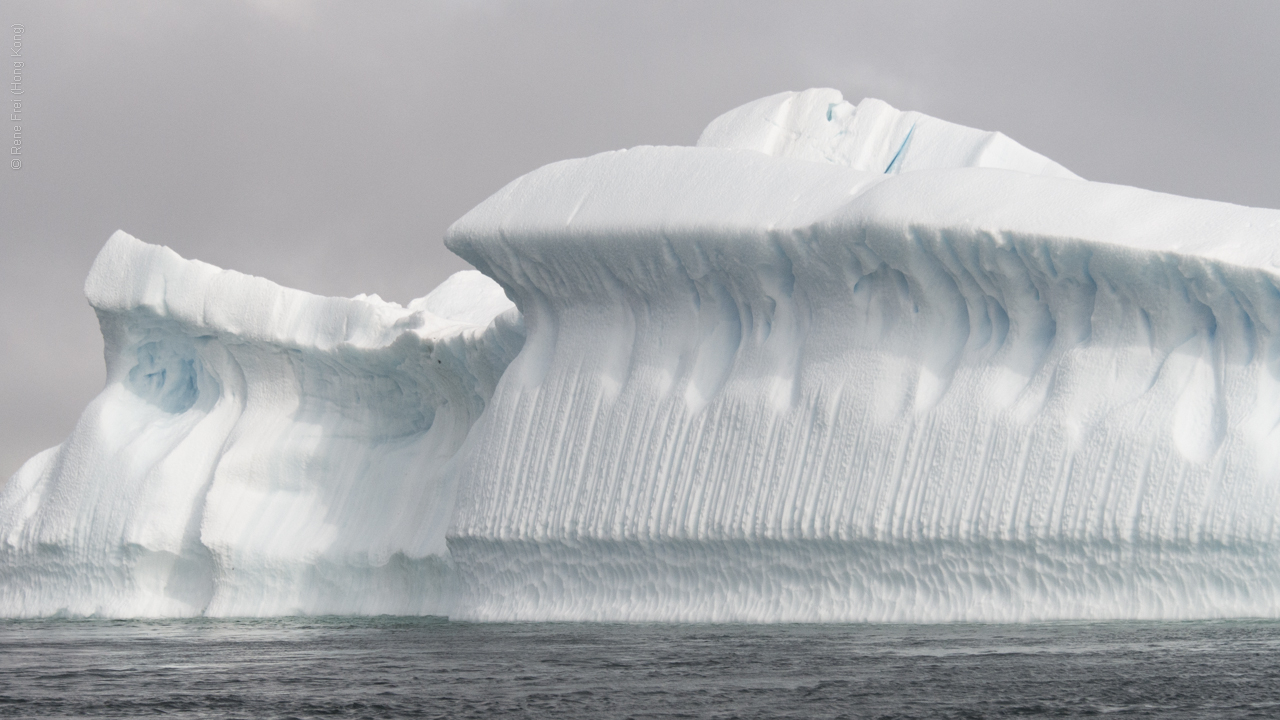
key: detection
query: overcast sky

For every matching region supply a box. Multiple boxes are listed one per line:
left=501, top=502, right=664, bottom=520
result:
left=1, top=0, right=1278, bottom=478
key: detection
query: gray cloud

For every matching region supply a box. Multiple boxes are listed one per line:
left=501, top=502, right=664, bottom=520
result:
left=1, top=0, right=1277, bottom=478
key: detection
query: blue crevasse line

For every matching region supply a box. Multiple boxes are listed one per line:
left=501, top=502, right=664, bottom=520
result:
left=885, top=123, right=916, bottom=174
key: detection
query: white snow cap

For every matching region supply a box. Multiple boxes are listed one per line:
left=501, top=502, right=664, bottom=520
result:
left=697, top=88, right=1079, bottom=178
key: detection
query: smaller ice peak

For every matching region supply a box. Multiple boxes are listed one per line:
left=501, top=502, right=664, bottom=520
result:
left=0, top=231, right=526, bottom=618
left=697, top=88, right=1079, bottom=179
left=408, top=270, right=515, bottom=327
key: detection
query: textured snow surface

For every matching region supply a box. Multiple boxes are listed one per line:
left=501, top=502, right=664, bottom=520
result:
left=696, top=89, right=1079, bottom=179
left=7, top=89, right=1280, bottom=620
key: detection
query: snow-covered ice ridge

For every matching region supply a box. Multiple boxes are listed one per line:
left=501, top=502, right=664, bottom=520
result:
left=7, top=89, right=1280, bottom=620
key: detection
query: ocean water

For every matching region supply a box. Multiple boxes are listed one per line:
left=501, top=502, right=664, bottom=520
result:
left=1, top=618, right=1279, bottom=719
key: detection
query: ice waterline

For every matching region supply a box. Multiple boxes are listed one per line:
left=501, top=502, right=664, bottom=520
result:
left=4, top=89, right=1280, bottom=621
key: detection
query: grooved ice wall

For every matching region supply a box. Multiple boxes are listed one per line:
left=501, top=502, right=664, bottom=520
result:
left=444, top=91, right=1280, bottom=622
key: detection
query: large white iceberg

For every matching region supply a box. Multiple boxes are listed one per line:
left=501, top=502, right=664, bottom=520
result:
left=5, top=89, right=1280, bottom=621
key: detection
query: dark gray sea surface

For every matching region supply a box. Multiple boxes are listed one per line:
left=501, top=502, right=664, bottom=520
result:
left=2, top=618, right=1279, bottom=719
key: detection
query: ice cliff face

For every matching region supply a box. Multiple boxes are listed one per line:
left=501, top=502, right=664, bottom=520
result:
left=6, top=89, right=1280, bottom=620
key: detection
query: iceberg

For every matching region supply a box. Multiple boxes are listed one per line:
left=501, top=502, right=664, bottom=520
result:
left=5, top=89, right=1280, bottom=621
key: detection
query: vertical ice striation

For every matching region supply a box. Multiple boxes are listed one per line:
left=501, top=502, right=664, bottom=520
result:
left=0, top=232, right=523, bottom=617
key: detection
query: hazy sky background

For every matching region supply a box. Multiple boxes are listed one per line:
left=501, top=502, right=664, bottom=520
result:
left=1, top=0, right=1278, bottom=478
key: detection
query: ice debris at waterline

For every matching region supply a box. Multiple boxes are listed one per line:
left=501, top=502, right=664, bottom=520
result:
left=5, top=89, right=1280, bottom=621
